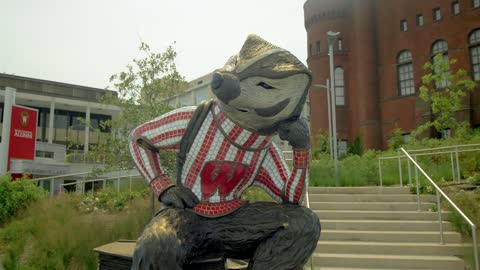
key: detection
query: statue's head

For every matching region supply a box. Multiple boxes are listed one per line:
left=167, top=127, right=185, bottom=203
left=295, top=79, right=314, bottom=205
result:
left=211, top=34, right=312, bottom=135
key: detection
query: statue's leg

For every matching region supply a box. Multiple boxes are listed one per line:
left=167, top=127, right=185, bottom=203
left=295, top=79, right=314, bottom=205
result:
left=208, top=202, right=320, bottom=270
left=131, top=207, right=217, bottom=270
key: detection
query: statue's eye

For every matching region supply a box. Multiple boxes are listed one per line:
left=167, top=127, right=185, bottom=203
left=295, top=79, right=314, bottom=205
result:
left=257, top=82, right=275, bottom=89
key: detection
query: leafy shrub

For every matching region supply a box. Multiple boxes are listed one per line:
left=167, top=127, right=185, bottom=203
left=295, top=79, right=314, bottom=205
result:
left=0, top=175, right=47, bottom=224
left=407, top=183, right=435, bottom=195
left=348, top=135, right=364, bottom=156
left=78, top=188, right=149, bottom=213
left=388, top=128, right=406, bottom=150
left=310, top=150, right=385, bottom=186
left=448, top=189, right=480, bottom=236
left=312, top=131, right=330, bottom=160
left=242, top=187, right=275, bottom=202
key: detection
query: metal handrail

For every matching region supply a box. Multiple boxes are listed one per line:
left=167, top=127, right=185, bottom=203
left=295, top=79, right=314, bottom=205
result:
left=59, top=173, right=143, bottom=194
left=400, top=148, right=479, bottom=270
left=406, top=143, right=480, bottom=153
left=31, top=171, right=93, bottom=182
left=378, top=145, right=480, bottom=186
left=380, top=148, right=480, bottom=160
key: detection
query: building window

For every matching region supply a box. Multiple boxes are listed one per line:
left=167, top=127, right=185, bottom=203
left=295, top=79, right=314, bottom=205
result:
left=433, top=8, right=442, bottom=21
left=36, top=150, right=54, bottom=159
left=474, top=0, right=480, bottom=8
left=397, top=50, right=415, bottom=96
left=195, top=95, right=209, bottom=105
left=338, top=39, right=343, bottom=51
left=334, top=67, right=345, bottom=106
left=417, top=14, right=424, bottom=26
left=452, top=1, right=460, bottom=14
left=316, top=40, right=321, bottom=55
left=432, top=40, right=450, bottom=88
left=469, top=29, right=480, bottom=81
left=441, top=128, right=451, bottom=139
left=338, top=140, right=348, bottom=156
left=400, top=19, right=408, bottom=32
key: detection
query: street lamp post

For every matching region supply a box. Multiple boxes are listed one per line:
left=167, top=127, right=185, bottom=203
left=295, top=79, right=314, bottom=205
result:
left=327, top=31, right=340, bottom=184
left=313, top=80, right=333, bottom=160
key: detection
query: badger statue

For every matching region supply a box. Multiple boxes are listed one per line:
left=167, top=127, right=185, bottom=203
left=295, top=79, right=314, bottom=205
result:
left=129, top=34, right=320, bottom=270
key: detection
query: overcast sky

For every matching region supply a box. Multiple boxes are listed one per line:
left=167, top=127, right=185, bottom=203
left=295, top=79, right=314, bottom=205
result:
left=0, top=0, right=308, bottom=89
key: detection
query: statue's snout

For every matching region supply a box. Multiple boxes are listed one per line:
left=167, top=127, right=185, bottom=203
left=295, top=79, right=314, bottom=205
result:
left=211, top=72, right=241, bottom=104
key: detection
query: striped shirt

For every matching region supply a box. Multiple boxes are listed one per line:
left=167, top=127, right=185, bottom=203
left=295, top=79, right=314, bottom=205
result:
left=129, top=102, right=309, bottom=217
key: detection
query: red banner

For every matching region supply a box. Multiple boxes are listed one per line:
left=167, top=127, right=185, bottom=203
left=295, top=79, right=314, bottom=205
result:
left=8, top=105, right=38, bottom=169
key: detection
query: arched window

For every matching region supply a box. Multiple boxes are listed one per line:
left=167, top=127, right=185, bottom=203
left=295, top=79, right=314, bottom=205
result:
left=397, top=50, right=415, bottom=96
left=469, top=29, right=480, bottom=81
left=431, top=40, right=450, bottom=88
left=334, top=67, right=345, bottom=106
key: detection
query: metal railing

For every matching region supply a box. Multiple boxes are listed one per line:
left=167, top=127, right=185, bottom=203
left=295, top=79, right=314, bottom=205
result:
left=59, top=173, right=142, bottom=194
left=31, top=170, right=141, bottom=198
left=378, top=144, right=480, bottom=186
left=399, top=148, right=478, bottom=270
left=32, top=171, right=93, bottom=198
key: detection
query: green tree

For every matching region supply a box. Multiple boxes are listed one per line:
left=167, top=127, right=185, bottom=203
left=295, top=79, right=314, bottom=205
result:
left=87, top=42, right=187, bottom=174
left=388, top=128, right=406, bottom=150
left=348, top=134, right=363, bottom=156
left=414, top=54, right=477, bottom=138
left=312, top=130, right=330, bottom=160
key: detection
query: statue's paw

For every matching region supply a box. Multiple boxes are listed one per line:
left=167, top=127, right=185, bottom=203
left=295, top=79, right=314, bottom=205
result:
left=160, top=186, right=199, bottom=209
left=132, top=219, right=183, bottom=270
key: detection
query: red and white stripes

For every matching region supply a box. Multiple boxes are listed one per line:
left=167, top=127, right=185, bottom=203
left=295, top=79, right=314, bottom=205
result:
left=129, top=102, right=310, bottom=216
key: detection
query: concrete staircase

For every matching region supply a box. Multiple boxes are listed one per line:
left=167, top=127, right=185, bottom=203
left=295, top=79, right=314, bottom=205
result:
left=309, top=186, right=465, bottom=270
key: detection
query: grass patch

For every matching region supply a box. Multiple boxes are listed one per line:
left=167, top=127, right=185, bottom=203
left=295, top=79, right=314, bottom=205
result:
left=0, top=191, right=151, bottom=270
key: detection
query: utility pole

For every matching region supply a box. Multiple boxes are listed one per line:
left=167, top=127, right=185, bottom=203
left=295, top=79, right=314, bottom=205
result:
left=327, top=31, right=340, bottom=184
left=313, top=80, right=332, bottom=160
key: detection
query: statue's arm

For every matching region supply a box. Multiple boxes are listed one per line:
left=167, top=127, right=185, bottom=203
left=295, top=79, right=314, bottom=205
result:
left=255, top=143, right=309, bottom=204
left=129, top=106, right=196, bottom=197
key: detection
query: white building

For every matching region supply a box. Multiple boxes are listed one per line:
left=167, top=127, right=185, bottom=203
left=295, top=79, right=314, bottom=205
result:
left=0, top=73, right=121, bottom=191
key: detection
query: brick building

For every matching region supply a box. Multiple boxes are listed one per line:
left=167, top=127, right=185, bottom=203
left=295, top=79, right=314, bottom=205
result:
left=304, top=0, right=480, bottom=150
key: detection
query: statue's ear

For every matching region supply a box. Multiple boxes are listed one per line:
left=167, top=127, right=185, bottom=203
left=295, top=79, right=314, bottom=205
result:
left=221, top=54, right=238, bottom=72
left=239, top=34, right=278, bottom=62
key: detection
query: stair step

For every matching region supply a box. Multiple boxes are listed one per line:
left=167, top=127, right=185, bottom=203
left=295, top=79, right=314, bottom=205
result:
left=320, top=230, right=461, bottom=243
left=315, top=210, right=450, bottom=221
left=312, top=253, right=464, bottom=269
left=314, top=264, right=436, bottom=270
left=308, top=194, right=435, bottom=203
left=308, top=187, right=410, bottom=195
left=315, top=241, right=464, bottom=256
left=321, top=219, right=453, bottom=231
left=310, top=202, right=434, bottom=211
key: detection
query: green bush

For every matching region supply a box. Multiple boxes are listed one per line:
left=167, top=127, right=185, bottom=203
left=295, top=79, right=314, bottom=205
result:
left=78, top=188, right=149, bottom=213
left=348, top=135, right=364, bottom=156
left=0, top=175, right=47, bottom=224
left=312, top=131, right=330, bottom=159
left=448, top=189, right=480, bottom=236
left=310, top=150, right=386, bottom=186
